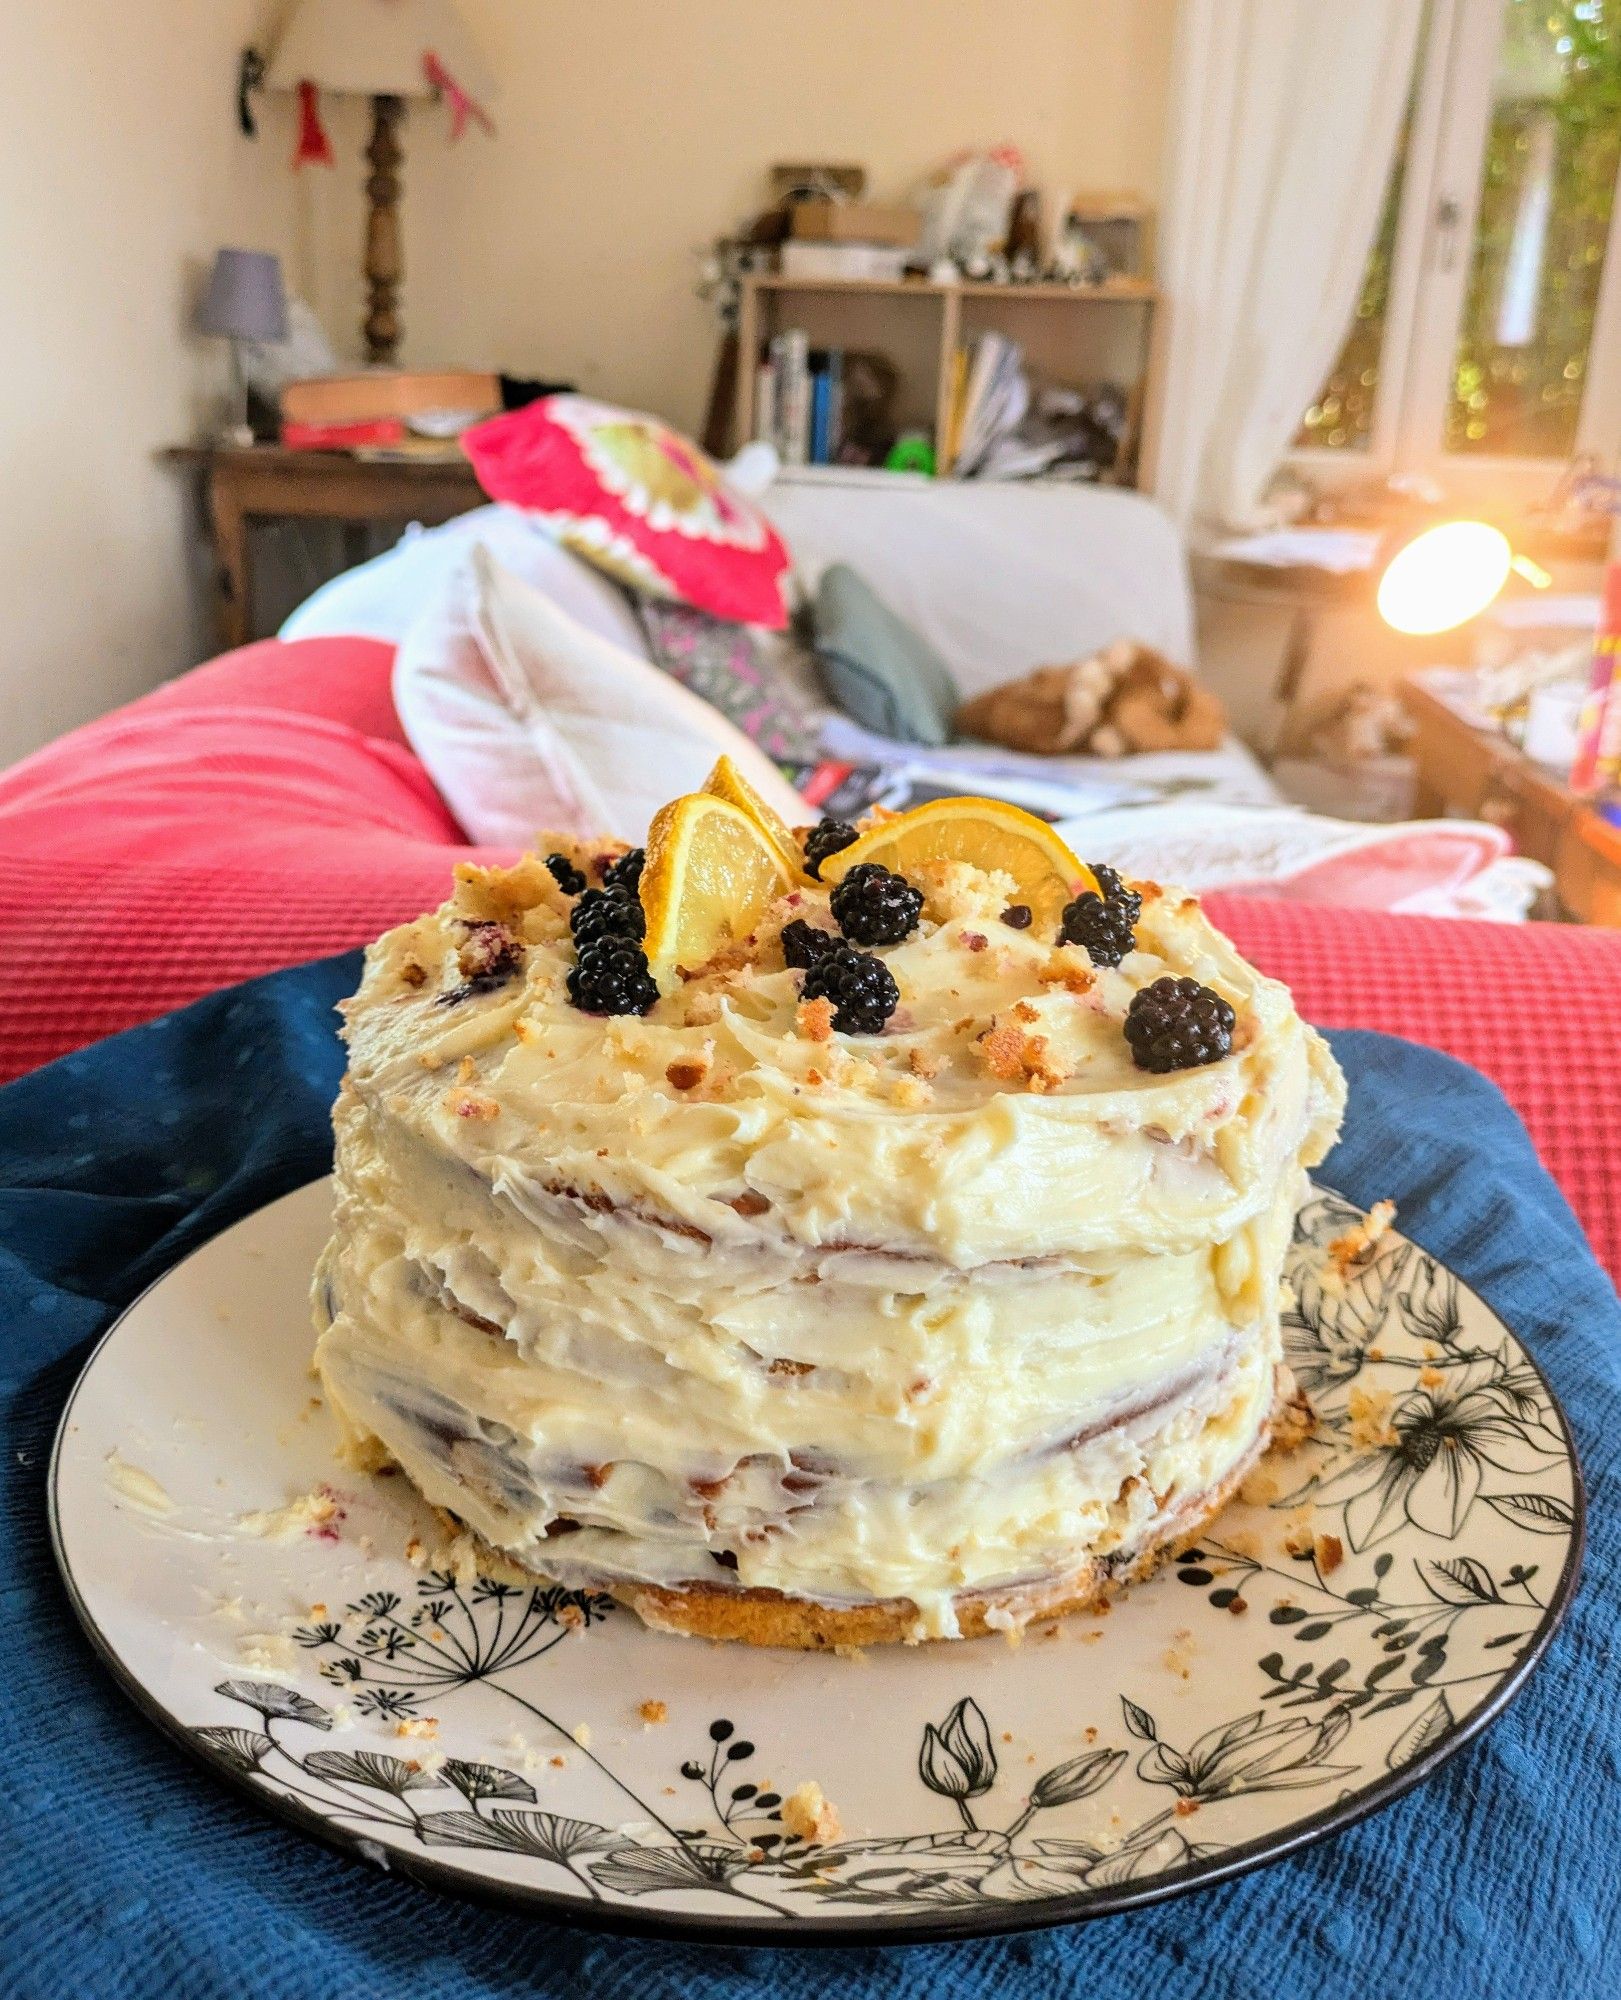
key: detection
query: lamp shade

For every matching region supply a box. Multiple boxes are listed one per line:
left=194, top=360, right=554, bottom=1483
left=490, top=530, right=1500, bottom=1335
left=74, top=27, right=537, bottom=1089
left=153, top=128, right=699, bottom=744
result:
left=265, top=0, right=494, bottom=102
left=1376, top=521, right=1514, bottom=637
left=196, top=248, right=288, bottom=343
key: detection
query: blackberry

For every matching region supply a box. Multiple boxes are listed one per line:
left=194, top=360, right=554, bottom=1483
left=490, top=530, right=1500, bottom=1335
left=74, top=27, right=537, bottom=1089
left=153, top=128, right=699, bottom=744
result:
left=1090, top=861, right=1143, bottom=925
left=1000, top=904, right=1033, bottom=930
left=571, top=887, right=645, bottom=949
left=1123, top=976, right=1235, bottom=1073
left=801, top=944, right=899, bottom=1035
left=602, top=846, right=645, bottom=897
left=567, top=935, right=660, bottom=1016
left=830, top=862, right=923, bottom=946
left=803, top=817, right=858, bottom=881
left=781, top=918, right=839, bottom=970
left=1059, top=891, right=1137, bottom=967
left=544, top=852, right=587, bottom=896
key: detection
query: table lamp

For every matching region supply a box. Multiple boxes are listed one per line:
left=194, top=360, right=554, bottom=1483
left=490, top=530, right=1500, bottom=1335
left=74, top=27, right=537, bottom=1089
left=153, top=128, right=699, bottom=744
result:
left=1376, top=520, right=1551, bottom=637
left=197, top=248, right=289, bottom=446
left=265, top=0, right=493, bottom=365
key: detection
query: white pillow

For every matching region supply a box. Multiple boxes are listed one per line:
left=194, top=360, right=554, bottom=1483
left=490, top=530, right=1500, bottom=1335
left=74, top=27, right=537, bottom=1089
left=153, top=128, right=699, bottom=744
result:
left=281, top=503, right=649, bottom=655
left=394, top=545, right=807, bottom=847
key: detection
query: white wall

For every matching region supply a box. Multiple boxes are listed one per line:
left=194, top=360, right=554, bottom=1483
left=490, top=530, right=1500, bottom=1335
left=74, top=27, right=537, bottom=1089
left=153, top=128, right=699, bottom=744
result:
left=312, top=0, right=1177, bottom=429
left=0, top=0, right=1175, bottom=767
left=0, top=2, right=307, bottom=765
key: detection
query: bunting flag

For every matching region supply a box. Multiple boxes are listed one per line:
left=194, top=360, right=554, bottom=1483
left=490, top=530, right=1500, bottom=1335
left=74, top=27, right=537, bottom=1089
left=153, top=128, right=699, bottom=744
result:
left=422, top=51, right=495, bottom=140
left=292, top=79, right=335, bottom=168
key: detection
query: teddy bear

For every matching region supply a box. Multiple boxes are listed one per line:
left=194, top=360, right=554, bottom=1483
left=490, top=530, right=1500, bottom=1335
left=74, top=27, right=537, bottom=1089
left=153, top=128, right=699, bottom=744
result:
left=957, top=639, right=1227, bottom=758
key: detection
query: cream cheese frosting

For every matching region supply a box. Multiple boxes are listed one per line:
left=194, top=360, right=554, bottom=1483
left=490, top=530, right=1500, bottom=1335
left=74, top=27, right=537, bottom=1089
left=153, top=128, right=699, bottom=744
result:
left=314, top=842, right=1345, bottom=1638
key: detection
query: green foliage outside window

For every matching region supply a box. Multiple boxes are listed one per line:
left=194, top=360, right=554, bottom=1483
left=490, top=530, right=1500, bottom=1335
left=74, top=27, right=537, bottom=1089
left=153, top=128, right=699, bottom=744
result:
left=1299, top=0, right=1618, bottom=461
left=1448, top=0, right=1621, bottom=457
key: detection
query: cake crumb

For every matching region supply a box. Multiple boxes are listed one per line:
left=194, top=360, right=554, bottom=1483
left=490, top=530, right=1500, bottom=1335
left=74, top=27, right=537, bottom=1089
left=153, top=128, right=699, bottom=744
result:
left=1322, top=1199, right=1397, bottom=1291
left=1038, top=957, right=1095, bottom=996
left=795, top=997, right=835, bottom=1043
left=404, top=1536, right=427, bottom=1568
left=1282, top=1511, right=1316, bottom=1558
left=781, top=1780, right=842, bottom=1846
left=908, top=1047, right=942, bottom=1080
left=1418, top=1365, right=1444, bottom=1388
left=975, top=1019, right=1068, bottom=1091
left=571, top=1723, right=592, bottom=1749
left=1314, top=1532, right=1345, bottom=1575
left=638, top=1700, right=668, bottom=1727
left=237, top=1483, right=345, bottom=1544
left=1174, top=1798, right=1201, bottom=1818
left=1348, top=1383, right=1397, bottom=1449
left=236, top=1632, right=297, bottom=1677
left=445, top=1088, right=500, bottom=1122
left=395, top=1716, right=439, bottom=1740
left=666, top=1056, right=709, bottom=1091
left=1271, top=1384, right=1317, bottom=1453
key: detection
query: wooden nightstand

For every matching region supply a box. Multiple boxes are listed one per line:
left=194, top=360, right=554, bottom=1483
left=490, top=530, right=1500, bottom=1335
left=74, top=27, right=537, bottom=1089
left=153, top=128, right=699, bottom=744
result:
left=1400, top=670, right=1621, bottom=924
left=164, top=444, right=484, bottom=650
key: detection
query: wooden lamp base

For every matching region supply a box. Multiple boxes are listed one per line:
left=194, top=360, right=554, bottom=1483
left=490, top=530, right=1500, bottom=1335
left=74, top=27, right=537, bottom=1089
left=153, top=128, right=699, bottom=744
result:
left=363, top=92, right=404, bottom=365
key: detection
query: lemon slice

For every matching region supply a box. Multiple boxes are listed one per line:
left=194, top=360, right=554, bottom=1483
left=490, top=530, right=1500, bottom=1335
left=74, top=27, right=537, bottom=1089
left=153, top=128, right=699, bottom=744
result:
left=701, top=754, right=808, bottom=881
left=641, top=792, right=799, bottom=980
left=817, top=796, right=1097, bottom=931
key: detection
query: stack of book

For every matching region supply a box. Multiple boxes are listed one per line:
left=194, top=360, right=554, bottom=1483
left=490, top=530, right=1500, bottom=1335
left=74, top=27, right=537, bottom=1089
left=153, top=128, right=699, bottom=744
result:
left=754, top=331, right=847, bottom=466
left=944, top=333, right=1028, bottom=476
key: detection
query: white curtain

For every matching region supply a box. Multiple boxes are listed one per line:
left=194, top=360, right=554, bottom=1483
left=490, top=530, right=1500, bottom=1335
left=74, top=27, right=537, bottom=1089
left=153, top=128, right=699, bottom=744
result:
left=1149, top=0, right=1425, bottom=534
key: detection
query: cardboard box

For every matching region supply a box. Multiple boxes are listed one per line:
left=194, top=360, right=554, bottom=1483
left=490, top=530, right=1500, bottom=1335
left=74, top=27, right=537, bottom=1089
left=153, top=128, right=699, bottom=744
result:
left=281, top=370, right=501, bottom=426
left=788, top=200, right=920, bottom=248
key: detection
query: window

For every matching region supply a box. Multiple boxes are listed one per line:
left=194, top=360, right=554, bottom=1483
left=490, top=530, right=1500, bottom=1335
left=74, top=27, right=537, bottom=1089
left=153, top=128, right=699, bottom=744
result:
left=1295, top=0, right=1621, bottom=495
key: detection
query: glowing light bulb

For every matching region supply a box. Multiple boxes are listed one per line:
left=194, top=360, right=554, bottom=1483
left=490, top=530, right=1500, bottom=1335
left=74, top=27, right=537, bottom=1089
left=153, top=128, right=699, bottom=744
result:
left=1376, top=521, right=1514, bottom=636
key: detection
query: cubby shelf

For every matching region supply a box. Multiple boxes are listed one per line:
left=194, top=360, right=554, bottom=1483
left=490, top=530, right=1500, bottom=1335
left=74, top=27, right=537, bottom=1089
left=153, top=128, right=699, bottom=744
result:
left=734, top=273, right=1158, bottom=482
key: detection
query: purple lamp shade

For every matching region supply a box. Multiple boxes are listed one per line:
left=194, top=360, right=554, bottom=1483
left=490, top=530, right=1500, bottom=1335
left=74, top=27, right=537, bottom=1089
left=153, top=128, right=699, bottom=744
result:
left=197, top=248, right=288, bottom=343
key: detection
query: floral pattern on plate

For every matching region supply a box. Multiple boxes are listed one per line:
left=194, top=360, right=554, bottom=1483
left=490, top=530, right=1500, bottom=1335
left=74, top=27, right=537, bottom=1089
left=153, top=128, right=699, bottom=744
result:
left=51, top=1183, right=1581, bottom=1941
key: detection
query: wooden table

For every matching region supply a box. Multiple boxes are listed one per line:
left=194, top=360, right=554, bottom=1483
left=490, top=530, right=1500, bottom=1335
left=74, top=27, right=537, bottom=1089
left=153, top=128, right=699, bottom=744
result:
left=1400, top=671, right=1621, bottom=925
left=164, top=445, right=484, bottom=650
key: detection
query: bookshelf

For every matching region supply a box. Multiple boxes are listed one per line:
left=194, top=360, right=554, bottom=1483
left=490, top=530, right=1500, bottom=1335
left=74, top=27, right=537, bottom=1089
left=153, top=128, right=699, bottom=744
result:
left=733, top=273, right=1158, bottom=484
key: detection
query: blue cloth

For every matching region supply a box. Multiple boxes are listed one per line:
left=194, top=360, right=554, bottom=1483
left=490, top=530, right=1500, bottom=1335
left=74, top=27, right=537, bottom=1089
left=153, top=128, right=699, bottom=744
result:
left=2, top=956, right=1618, bottom=1999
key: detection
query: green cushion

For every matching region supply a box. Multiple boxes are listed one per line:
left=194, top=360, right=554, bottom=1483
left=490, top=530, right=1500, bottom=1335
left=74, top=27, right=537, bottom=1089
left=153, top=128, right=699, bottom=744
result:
left=812, top=564, right=959, bottom=748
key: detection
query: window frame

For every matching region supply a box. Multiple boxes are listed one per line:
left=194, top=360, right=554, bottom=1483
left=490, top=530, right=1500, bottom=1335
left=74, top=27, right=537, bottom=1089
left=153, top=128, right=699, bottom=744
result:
left=1289, top=0, right=1621, bottom=502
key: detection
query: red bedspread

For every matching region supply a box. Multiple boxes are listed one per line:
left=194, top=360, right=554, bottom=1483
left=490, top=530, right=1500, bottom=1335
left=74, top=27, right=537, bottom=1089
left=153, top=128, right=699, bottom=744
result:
left=3, top=637, right=1618, bottom=1277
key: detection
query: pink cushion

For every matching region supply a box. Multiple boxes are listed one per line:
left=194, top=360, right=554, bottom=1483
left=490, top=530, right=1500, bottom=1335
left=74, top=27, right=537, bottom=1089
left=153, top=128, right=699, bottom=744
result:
left=462, top=396, right=791, bottom=627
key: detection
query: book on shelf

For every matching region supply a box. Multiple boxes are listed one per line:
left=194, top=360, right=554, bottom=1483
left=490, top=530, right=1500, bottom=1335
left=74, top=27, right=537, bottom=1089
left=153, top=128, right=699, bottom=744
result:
left=755, top=334, right=849, bottom=466
left=952, top=332, right=1029, bottom=478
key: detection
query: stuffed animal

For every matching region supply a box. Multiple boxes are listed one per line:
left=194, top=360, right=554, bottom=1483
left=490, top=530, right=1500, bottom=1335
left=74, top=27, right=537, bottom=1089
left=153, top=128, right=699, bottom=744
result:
left=1308, top=681, right=1415, bottom=766
left=957, top=640, right=1226, bottom=758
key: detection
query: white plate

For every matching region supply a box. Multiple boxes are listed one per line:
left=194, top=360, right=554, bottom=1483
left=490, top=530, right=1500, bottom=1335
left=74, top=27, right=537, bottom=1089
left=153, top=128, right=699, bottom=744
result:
left=50, top=1181, right=1582, bottom=1944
